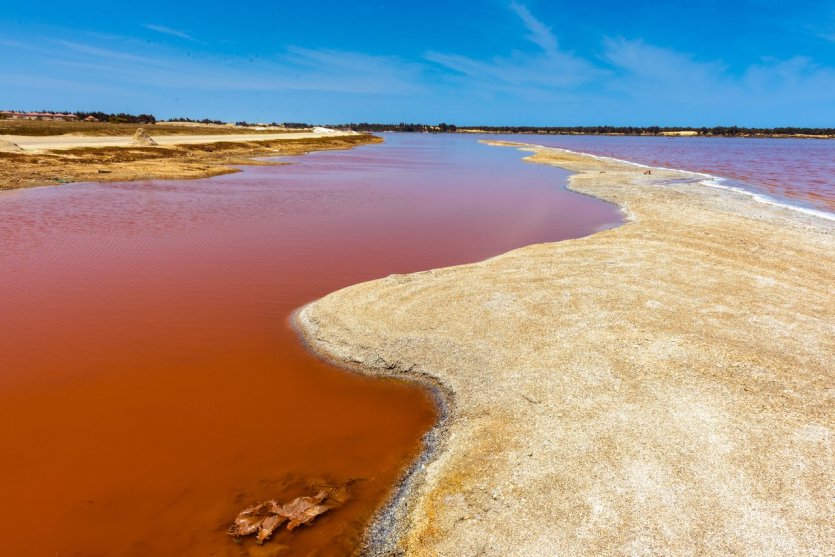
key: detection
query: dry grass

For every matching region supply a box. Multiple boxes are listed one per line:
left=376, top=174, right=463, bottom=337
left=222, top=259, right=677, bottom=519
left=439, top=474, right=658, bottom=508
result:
left=0, top=134, right=380, bottom=190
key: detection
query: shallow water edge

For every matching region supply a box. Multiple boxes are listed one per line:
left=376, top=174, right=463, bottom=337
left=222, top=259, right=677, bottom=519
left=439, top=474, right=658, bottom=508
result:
left=294, top=141, right=834, bottom=554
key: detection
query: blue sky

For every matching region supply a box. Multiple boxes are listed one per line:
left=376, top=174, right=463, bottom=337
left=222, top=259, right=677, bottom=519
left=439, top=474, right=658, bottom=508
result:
left=2, top=1, right=835, bottom=125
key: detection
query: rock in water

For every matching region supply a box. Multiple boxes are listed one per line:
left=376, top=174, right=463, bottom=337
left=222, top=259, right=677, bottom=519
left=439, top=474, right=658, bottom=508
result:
left=130, top=128, right=158, bottom=146
left=227, top=483, right=355, bottom=544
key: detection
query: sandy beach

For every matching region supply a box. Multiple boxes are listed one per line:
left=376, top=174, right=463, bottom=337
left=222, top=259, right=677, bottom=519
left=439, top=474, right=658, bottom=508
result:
left=297, top=142, right=835, bottom=555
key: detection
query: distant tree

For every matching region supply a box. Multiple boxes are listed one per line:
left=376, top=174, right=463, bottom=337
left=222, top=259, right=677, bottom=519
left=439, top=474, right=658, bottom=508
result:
left=73, top=111, right=157, bottom=124
left=317, top=122, right=835, bottom=137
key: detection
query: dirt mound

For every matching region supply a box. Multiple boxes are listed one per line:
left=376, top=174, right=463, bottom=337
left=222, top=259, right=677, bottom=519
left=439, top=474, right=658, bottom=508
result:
left=130, top=128, right=157, bottom=146
left=0, top=140, right=24, bottom=153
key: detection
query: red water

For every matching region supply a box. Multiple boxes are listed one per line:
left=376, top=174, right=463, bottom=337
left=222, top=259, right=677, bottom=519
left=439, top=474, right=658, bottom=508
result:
left=0, top=134, right=622, bottom=556
left=522, top=134, right=835, bottom=213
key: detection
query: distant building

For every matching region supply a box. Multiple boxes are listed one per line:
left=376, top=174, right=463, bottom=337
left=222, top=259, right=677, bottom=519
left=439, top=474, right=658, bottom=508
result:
left=84, top=115, right=100, bottom=122
left=0, top=110, right=81, bottom=121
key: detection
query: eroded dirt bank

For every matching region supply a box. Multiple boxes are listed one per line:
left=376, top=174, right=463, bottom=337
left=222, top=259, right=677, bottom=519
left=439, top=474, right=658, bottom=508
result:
left=298, top=142, right=835, bottom=555
left=0, top=133, right=379, bottom=190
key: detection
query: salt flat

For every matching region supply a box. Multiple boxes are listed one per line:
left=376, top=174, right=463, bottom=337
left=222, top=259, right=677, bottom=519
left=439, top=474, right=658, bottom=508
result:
left=298, top=142, right=835, bottom=556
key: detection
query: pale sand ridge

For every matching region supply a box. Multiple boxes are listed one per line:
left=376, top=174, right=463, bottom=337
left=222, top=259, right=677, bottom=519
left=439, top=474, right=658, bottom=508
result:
left=0, top=132, right=376, bottom=191
left=2, top=129, right=357, bottom=152
left=297, top=142, right=835, bottom=555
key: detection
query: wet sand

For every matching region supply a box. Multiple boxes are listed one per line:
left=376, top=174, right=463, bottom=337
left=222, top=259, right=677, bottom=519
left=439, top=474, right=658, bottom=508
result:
left=298, top=141, right=835, bottom=555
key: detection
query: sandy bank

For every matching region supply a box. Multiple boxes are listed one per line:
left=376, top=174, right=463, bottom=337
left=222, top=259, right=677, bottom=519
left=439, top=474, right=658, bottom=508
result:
left=2, top=129, right=354, bottom=152
left=0, top=132, right=377, bottom=191
left=297, top=141, right=835, bottom=555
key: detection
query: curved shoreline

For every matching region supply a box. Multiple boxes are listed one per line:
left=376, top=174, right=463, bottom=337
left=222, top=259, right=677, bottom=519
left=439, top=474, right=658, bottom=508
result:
left=292, top=306, right=457, bottom=555
left=297, top=142, right=835, bottom=555
left=517, top=141, right=835, bottom=222
left=291, top=144, right=627, bottom=554
left=292, top=143, right=627, bottom=554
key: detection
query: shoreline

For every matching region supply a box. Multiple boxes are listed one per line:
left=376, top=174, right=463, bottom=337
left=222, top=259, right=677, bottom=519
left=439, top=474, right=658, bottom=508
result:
left=2, top=130, right=342, bottom=151
left=0, top=131, right=379, bottom=191
left=291, top=306, right=457, bottom=556
left=518, top=141, right=835, bottom=223
left=297, top=142, right=834, bottom=554
left=0, top=132, right=435, bottom=555
left=393, top=130, right=835, bottom=140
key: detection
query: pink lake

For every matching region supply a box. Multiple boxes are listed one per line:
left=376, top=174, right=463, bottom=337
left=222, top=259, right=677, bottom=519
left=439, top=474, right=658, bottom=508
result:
left=0, top=133, right=622, bottom=556
left=517, top=133, right=835, bottom=214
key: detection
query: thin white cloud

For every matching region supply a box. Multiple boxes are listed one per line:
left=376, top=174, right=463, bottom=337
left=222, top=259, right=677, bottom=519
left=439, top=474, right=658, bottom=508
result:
left=54, top=39, right=159, bottom=64
left=143, top=23, right=201, bottom=43
left=426, top=49, right=601, bottom=91
left=425, top=2, right=602, bottom=96
left=598, top=37, right=835, bottom=123
left=814, top=12, right=835, bottom=42
left=283, top=45, right=425, bottom=91
left=0, top=38, right=27, bottom=48
left=818, top=31, right=835, bottom=42
left=602, top=37, right=727, bottom=86
left=595, top=38, right=737, bottom=120
left=509, top=1, right=558, bottom=54
left=5, top=9, right=835, bottom=125
left=744, top=56, right=835, bottom=102
left=19, top=36, right=422, bottom=96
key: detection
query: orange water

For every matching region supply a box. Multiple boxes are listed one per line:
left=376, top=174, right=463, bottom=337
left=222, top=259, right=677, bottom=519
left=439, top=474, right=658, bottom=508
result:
left=0, top=134, right=622, bottom=555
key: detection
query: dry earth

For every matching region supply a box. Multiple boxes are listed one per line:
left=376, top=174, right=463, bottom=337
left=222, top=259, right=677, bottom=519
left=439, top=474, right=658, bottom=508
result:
left=0, top=119, right=306, bottom=137
left=297, top=142, right=835, bottom=556
left=0, top=132, right=378, bottom=191
left=3, top=130, right=338, bottom=151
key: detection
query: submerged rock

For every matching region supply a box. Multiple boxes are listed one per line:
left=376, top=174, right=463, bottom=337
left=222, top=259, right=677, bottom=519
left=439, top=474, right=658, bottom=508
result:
left=228, top=483, right=352, bottom=544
